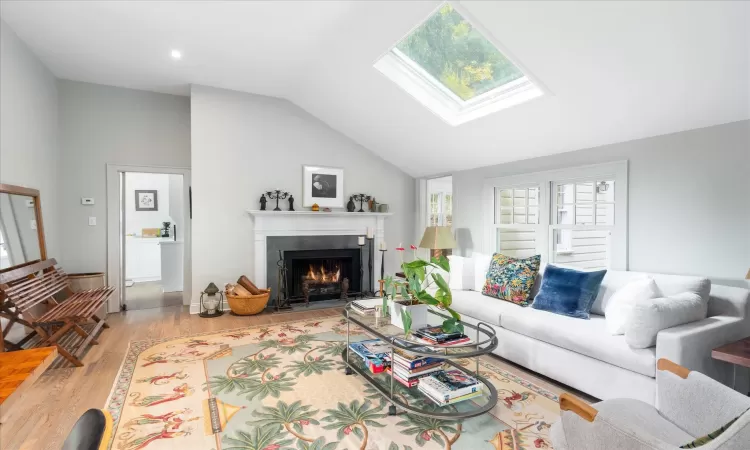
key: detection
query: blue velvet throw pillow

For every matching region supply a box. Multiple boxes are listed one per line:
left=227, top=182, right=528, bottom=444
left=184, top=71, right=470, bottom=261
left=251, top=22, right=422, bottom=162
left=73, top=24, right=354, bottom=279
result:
left=531, top=265, right=607, bottom=319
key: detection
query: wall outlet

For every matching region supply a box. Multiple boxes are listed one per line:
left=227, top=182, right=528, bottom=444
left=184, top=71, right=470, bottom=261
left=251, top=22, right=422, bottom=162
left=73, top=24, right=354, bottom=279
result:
left=88, top=217, right=97, bottom=226
left=81, top=197, right=95, bottom=205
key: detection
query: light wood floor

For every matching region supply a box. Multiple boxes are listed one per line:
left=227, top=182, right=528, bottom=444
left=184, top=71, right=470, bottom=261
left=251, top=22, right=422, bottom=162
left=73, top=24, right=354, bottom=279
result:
left=0, top=306, right=587, bottom=450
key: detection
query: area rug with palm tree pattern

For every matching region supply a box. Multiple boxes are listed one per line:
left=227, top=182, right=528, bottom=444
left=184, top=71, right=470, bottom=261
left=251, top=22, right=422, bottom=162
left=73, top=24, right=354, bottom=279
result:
left=105, top=316, right=560, bottom=450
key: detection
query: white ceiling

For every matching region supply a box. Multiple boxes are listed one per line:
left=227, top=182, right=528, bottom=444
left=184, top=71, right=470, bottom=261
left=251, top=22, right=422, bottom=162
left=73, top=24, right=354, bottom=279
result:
left=2, top=1, right=748, bottom=177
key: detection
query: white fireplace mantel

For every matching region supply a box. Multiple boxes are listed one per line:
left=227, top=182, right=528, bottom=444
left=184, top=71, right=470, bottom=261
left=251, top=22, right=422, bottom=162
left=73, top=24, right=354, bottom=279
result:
left=247, top=210, right=392, bottom=289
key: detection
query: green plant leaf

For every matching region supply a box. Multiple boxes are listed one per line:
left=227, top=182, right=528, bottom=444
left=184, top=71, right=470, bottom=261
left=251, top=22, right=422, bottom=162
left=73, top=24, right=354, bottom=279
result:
left=430, top=273, right=452, bottom=307
left=402, top=260, right=430, bottom=270
left=415, top=291, right=439, bottom=306
left=401, top=309, right=412, bottom=337
left=446, top=307, right=461, bottom=322
left=441, top=318, right=464, bottom=334
left=430, top=254, right=450, bottom=272
left=407, top=273, right=422, bottom=295
left=400, top=285, right=409, bottom=299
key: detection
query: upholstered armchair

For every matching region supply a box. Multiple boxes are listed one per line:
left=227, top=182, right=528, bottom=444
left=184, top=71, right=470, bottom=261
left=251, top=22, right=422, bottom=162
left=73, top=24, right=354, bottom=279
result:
left=551, top=359, right=750, bottom=450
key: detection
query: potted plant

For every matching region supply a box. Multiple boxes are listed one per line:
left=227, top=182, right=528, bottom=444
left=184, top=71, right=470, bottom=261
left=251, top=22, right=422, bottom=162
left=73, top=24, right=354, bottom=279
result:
left=382, top=245, right=463, bottom=337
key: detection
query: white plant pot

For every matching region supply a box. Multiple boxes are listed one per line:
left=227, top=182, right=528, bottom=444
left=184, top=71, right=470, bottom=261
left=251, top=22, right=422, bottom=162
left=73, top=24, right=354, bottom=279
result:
left=389, top=301, right=429, bottom=331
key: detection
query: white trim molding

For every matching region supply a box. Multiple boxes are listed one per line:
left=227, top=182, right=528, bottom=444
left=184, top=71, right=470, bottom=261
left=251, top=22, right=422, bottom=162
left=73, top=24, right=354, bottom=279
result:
left=106, top=164, right=192, bottom=313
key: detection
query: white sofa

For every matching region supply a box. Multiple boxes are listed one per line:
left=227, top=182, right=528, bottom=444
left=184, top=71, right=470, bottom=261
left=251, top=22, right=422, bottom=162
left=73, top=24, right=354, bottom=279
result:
left=447, top=255, right=750, bottom=405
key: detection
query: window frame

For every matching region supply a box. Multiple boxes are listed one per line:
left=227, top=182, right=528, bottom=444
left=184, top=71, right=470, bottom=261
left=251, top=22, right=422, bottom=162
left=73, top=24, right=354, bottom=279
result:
left=373, top=2, right=547, bottom=126
left=483, top=161, right=628, bottom=269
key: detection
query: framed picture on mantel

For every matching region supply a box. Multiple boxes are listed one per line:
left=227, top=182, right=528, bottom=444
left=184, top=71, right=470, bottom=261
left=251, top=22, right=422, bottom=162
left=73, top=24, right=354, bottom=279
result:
left=302, top=165, right=344, bottom=208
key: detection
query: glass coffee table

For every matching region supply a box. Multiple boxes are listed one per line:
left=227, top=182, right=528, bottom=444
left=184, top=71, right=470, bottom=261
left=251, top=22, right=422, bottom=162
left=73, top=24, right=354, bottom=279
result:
left=341, top=304, right=499, bottom=419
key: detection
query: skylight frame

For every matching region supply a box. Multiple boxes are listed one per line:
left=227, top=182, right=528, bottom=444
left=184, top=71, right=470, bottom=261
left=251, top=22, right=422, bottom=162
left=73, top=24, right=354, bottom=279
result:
left=374, top=2, right=546, bottom=126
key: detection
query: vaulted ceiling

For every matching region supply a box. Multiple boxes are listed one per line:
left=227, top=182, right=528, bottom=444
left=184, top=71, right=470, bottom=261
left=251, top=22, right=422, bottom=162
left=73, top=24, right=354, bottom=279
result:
left=2, top=1, right=748, bottom=176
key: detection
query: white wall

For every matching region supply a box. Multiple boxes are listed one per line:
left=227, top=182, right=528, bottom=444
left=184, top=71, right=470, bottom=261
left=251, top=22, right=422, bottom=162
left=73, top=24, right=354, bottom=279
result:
left=452, top=120, right=750, bottom=286
left=57, top=80, right=191, bottom=274
left=125, top=172, right=172, bottom=236
left=0, top=19, right=60, bottom=341
left=191, top=85, right=416, bottom=306
left=168, top=174, right=184, bottom=238
left=0, top=19, right=60, bottom=259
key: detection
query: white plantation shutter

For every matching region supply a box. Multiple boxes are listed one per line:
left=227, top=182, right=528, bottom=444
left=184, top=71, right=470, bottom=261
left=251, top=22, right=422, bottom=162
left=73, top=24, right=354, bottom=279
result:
left=550, top=179, right=616, bottom=270
left=489, top=186, right=544, bottom=260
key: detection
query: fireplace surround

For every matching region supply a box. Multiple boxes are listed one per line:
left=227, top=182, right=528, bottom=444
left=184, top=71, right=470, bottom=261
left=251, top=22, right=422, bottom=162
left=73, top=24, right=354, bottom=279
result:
left=247, top=210, right=391, bottom=308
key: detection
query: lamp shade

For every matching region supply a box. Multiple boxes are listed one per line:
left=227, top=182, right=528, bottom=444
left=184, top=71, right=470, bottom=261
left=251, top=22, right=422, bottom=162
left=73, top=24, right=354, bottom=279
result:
left=419, top=226, right=457, bottom=249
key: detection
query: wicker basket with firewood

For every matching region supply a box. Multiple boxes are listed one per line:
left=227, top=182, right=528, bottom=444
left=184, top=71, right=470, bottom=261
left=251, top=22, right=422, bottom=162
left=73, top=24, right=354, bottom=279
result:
left=225, top=276, right=270, bottom=315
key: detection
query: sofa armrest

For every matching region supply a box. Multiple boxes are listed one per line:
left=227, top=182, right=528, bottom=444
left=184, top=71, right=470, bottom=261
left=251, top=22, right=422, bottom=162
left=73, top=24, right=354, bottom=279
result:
left=656, top=360, right=750, bottom=437
left=656, top=316, right=748, bottom=382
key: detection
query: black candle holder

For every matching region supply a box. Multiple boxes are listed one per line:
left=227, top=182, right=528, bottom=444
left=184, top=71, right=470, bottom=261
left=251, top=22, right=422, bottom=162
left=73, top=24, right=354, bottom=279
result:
left=366, top=237, right=375, bottom=297
left=266, top=190, right=289, bottom=211
left=352, top=194, right=371, bottom=212
left=379, top=248, right=387, bottom=282
left=358, top=240, right=366, bottom=299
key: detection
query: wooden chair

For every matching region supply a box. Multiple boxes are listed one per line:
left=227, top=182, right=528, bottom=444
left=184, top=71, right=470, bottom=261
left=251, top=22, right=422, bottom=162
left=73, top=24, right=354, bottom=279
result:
left=0, top=259, right=112, bottom=367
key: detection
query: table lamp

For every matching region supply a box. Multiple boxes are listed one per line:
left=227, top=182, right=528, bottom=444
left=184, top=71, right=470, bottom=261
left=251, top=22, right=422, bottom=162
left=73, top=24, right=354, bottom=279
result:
left=419, top=226, right=457, bottom=258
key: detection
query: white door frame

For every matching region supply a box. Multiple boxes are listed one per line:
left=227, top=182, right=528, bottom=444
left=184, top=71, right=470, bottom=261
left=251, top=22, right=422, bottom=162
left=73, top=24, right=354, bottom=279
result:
left=106, top=164, right=191, bottom=313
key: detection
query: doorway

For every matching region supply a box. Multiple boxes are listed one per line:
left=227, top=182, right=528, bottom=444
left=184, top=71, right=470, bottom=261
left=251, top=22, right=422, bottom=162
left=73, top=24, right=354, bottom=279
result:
left=106, top=165, right=191, bottom=313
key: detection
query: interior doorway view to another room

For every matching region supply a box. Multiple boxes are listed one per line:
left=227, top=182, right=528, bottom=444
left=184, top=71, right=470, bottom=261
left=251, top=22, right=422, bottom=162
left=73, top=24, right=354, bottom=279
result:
left=122, top=172, right=185, bottom=310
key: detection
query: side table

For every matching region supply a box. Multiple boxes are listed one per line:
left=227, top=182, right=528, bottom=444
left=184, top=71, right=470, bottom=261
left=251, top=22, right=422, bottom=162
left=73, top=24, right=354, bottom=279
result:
left=712, top=337, right=750, bottom=393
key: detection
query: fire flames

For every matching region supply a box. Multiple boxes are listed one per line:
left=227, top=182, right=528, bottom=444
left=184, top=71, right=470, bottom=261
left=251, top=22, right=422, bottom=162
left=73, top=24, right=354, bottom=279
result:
left=306, top=264, right=340, bottom=283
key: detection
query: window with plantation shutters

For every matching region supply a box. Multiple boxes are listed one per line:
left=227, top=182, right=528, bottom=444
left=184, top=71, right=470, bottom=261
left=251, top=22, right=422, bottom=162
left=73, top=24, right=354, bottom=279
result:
left=483, top=162, right=628, bottom=270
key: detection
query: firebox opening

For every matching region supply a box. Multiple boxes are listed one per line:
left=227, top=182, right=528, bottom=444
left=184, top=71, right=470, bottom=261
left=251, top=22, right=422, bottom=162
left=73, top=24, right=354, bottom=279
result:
left=284, top=248, right=361, bottom=303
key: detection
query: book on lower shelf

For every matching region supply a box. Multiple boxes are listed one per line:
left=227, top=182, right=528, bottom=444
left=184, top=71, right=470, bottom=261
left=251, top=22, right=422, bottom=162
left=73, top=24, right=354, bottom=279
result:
left=418, top=385, right=483, bottom=406
left=348, top=339, right=391, bottom=374
left=418, top=369, right=482, bottom=403
left=387, top=366, right=440, bottom=388
left=392, top=347, right=444, bottom=370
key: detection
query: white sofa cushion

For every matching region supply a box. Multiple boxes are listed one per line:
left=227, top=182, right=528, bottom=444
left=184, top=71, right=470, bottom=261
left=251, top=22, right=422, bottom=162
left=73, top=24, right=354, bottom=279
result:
left=473, top=253, right=492, bottom=292
left=447, top=255, right=474, bottom=291
left=592, top=270, right=710, bottom=315
left=625, top=292, right=709, bottom=349
left=449, top=289, right=520, bottom=326
left=500, top=307, right=657, bottom=377
left=605, top=278, right=659, bottom=335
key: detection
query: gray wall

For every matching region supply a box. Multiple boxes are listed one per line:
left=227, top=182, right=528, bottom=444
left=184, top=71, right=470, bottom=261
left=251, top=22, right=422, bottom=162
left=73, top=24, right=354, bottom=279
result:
left=453, top=120, right=750, bottom=285
left=57, top=80, right=191, bottom=272
left=191, top=85, right=416, bottom=305
left=0, top=19, right=60, bottom=259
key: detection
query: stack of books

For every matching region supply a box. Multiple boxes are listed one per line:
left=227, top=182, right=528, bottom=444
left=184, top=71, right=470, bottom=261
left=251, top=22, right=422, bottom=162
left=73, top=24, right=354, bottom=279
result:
left=413, top=326, right=472, bottom=346
left=387, top=347, right=444, bottom=388
left=350, top=298, right=384, bottom=316
left=418, top=369, right=483, bottom=406
left=348, top=339, right=391, bottom=373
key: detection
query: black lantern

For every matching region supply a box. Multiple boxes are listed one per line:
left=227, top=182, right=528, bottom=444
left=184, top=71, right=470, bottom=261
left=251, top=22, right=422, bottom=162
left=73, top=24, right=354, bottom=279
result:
left=199, top=282, right=224, bottom=318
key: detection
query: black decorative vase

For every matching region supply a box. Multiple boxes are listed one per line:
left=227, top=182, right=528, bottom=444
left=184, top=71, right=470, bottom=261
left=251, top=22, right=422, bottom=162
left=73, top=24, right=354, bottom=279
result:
left=347, top=196, right=356, bottom=212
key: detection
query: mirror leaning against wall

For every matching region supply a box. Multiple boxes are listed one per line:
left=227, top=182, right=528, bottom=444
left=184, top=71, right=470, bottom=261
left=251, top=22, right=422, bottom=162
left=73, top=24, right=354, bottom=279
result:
left=0, top=184, right=47, bottom=270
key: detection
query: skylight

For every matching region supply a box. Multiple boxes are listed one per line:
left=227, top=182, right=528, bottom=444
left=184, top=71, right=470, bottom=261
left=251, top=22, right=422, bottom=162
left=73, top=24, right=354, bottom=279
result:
left=375, top=3, right=543, bottom=126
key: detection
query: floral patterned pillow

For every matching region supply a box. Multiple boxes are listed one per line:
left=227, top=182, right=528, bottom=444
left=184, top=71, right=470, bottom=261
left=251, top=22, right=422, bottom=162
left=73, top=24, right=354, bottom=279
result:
left=481, top=253, right=541, bottom=306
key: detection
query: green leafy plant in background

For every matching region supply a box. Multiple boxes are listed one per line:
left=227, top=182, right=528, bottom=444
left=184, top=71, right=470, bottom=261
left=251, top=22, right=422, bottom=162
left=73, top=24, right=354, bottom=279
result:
left=396, top=3, right=524, bottom=101
left=383, top=245, right=463, bottom=337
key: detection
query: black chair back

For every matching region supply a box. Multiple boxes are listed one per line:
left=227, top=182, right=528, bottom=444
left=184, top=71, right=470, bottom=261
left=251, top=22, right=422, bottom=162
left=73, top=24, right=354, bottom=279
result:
left=62, top=409, right=109, bottom=450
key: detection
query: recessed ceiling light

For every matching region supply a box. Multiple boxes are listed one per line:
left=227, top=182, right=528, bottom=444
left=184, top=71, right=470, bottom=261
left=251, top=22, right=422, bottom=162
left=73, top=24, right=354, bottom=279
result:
left=171, top=50, right=182, bottom=60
